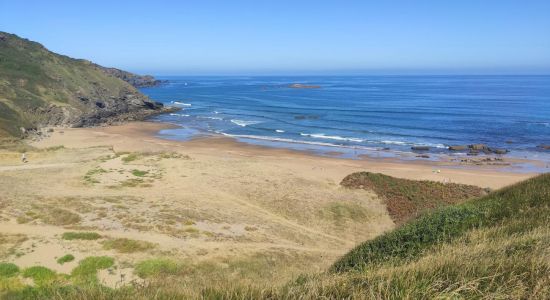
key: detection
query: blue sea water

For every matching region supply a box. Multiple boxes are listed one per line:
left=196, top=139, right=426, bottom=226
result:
left=141, top=76, right=550, bottom=163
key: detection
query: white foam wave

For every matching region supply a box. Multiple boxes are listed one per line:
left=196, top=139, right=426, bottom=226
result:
left=275, top=129, right=285, bottom=133
left=169, top=113, right=190, bottom=117
left=199, top=116, right=223, bottom=120
left=381, top=140, right=446, bottom=148
left=231, top=119, right=261, bottom=127
left=219, top=133, right=378, bottom=150
left=300, top=133, right=364, bottom=143
left=171, top=101, right=192, bottom=106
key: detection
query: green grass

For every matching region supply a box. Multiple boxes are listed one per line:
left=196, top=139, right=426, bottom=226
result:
left=131, top=169, right=148, bottom=177
left=0, top=263, right=19, bottom=277
left=22, top=266, right=56, bottom=286
left=134, top=258, right=182, bottom=278
left=57, top=254, right=75, bottom=265
left=61, top=232, right=101, bottom=240
left=121, top=153, right=140, bottom=163
left=70, top=256, right=114, bottom=285
left=102, top=238, right=155, bottom=253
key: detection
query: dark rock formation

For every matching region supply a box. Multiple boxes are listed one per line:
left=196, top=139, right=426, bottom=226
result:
left=448, top=145, right=468, bottom=151
left=411, top=146, right=430, bottom=151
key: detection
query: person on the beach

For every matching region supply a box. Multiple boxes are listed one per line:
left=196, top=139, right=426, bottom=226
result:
left=21, top=153, right=27, bottom=163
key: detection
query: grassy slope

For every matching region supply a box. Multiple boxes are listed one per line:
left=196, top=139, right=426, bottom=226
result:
left=2, top=174, right=548, bottom=299
left=0, top=32, right=149, bottom=137
left=341, top=172, right=486, bottom=224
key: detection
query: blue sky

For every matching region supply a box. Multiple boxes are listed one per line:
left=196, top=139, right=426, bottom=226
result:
left=1, top=0, right=549, bottom=75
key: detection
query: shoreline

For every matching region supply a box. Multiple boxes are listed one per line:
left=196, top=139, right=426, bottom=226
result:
left=31, top=121, right=540, bottom=189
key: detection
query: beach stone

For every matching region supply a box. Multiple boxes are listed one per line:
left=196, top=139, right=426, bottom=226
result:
left=490, top=148, right=508, bottom=155
left=411, top=146, right=430, bottom=151
left=469, top=144, right=488, bottom=150
left=448, top=145, right=467, bottom=151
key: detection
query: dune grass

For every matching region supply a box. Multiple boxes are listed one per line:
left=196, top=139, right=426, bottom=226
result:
left=102, top=238, right=155, bottom=253
left=57, top=254, right=75, bottom=265
left=22, top=266, right=57, bottom=286
left=0, top=263, right=19, bottom=277
left=70, top=256, right=114, bottom=285
left=62, top=232, right=101, bottom=240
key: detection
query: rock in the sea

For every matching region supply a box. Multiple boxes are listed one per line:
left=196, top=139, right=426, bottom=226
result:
left=411, top=146, right=430, bottom=151
left=469, top=144, right=488, bottom=150
left=448, top=145, right=467, bottom=151
left=537, top=144, right=550, bottom=150
left=490, top=148, right=509, bottom=155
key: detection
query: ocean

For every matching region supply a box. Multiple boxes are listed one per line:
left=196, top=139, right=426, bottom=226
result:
left=141, top=75, right=550, bottom=163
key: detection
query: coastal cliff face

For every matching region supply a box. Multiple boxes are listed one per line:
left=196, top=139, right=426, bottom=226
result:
left=0, top=31, right=165, bottom=137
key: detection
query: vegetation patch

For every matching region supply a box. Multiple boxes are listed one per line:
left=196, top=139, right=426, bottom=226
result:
left=57, top=254, right=75, bottom=264
left=0, top=263, right=19, bottom=277
left=42, top=208, right=81, bottom=226
left=121, top=153, right=140, bottom=163
left=62, top=232, right=101, bottom=240
left=83, top=167, right=107, bottom=184
left=131, top=169, right=148, bottom=177
left=341, top=172, right=486, bottom=223
left=134, top=258, right=182, bottom=278
left=102, top=238, right=155, bottom=253
left=70, top=256, right=114, bottom=284
left=22, top=266, right=56, bottom=285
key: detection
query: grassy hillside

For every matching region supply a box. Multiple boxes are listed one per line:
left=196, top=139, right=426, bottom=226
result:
left=341, top=172, right=486, bottom=224
left=0, top=32, right=161, bottom=137
left=1, top=173, right=547, bottom=299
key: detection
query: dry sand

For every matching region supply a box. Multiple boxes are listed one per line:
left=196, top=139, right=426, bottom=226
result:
left=0, top=121, right=538, bottom=287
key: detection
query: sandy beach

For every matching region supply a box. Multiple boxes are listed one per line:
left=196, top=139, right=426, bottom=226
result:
left=0, top=121, right=538, bottom=287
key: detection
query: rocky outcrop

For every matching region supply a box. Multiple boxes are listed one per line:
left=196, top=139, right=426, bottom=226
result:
left=96, top=66, right=164, bottom=88
left=448, top=145, right=468, bottom=151
left=411, top=146, right=430, bottom=151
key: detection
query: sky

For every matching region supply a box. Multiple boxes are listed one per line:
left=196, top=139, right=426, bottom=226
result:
left=1, top=0, right=550, bottom=75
